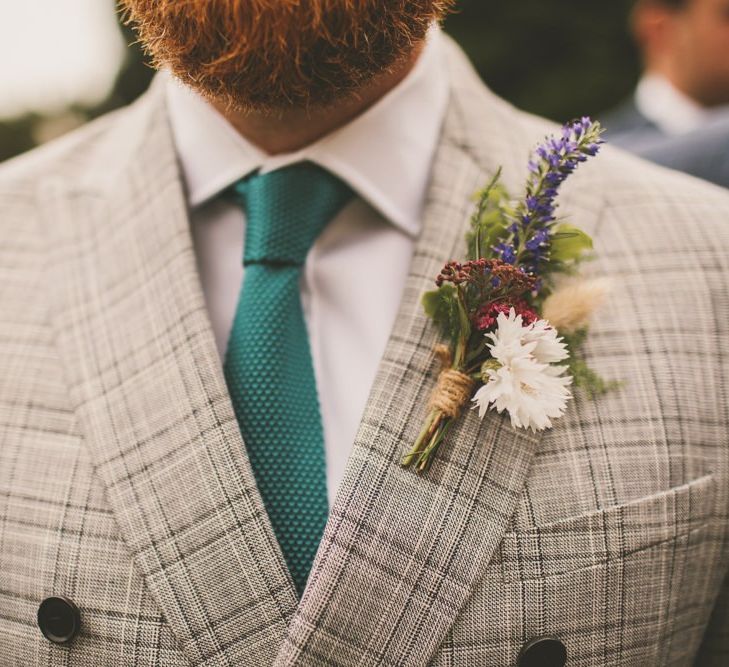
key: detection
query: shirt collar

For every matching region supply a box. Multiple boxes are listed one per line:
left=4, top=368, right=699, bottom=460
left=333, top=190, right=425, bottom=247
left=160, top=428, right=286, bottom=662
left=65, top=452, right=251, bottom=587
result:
left=165, top=23, right=449, bottom=237
left=635, top=73, right=729, bottom=136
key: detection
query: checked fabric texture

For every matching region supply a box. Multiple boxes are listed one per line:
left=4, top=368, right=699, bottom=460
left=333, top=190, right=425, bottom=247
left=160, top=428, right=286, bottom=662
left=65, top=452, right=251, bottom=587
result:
left=225, top=163, right=354, bottom=596
left=2, top=32, right=729, bottom=667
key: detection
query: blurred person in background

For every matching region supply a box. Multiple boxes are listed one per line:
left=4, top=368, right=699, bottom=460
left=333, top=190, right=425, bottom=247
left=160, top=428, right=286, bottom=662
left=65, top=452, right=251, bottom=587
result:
left=3, top=1, right=729, bottom=666
left=605, top=0, right=729, bottom=143
left=637, top=114, right=729, bottom=186
left=602, top=0, right=729, bottom=187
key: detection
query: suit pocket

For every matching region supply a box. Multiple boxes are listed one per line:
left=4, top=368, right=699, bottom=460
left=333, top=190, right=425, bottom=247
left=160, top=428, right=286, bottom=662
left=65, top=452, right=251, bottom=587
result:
left=497, top=473, right=717, bottom=583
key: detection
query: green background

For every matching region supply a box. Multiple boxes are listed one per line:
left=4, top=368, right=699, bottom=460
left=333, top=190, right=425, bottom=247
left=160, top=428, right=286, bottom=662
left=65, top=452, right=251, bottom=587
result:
left=0, top=0, right=640, bottom=163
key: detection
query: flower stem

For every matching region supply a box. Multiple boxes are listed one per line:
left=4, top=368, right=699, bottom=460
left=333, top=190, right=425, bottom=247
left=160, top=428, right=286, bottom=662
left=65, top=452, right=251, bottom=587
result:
left=454, top=287, right=471, bottom=368
left=465, top=337, right=490, bottom=365
left=415, top=419, right=453, bottom=473
left=401, top=409, right=440, bottom=467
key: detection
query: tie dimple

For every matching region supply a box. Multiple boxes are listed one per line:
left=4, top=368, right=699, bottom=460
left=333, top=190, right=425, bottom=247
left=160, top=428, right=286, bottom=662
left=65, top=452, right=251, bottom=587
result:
left=224, top=160, right=354, bottom=597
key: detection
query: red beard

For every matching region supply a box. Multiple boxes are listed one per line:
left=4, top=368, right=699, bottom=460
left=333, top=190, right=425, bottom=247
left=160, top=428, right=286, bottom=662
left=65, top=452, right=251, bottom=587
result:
left=121, top=0, right=455, bottom=114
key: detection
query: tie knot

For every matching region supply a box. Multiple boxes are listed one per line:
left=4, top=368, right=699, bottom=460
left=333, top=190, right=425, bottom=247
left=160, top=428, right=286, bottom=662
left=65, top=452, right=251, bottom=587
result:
left=233, top=161, right=354, bottom=267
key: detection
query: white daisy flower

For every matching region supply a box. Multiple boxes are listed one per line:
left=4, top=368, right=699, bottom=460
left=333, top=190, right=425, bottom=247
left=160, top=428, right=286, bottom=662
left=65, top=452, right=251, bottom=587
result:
left=523, top=318, right=570, bottom=364
left=472, top=308, right=572, bottom=431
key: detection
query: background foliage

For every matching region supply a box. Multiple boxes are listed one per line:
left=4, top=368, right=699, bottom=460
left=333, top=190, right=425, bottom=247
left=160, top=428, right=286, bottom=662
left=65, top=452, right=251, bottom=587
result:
left=0, top=0, right=640, bottom=163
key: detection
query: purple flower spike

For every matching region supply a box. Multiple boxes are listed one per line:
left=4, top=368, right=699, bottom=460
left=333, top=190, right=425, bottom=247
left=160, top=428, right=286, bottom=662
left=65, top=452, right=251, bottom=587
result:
left=494, top=242, right=517, bottom=265
left=512, top=118, right=604, bottom=276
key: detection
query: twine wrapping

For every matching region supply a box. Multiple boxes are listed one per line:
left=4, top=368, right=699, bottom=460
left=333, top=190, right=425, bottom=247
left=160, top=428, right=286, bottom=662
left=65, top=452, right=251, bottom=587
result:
left=427, top=345, right=476, bottom=419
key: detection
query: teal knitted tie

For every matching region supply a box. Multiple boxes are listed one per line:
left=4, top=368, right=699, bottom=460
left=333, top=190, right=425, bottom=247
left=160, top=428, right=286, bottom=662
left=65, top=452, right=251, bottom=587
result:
left=225, top=161, right=354, bottom=596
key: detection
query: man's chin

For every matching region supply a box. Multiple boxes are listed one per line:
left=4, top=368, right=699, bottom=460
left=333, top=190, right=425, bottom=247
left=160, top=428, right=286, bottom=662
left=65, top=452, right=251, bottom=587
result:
left=172, top=49, right=418, bottom=118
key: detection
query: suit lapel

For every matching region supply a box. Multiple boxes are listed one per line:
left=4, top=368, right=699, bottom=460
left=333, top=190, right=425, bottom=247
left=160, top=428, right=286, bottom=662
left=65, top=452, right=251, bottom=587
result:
left=40, top=83, right=299, bottom=666
left=275, top=35, right=545, bottom=667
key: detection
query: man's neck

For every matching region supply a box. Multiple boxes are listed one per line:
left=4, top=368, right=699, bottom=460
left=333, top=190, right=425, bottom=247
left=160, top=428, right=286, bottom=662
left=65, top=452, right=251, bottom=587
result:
left=212, top=43, right=425, bottom=156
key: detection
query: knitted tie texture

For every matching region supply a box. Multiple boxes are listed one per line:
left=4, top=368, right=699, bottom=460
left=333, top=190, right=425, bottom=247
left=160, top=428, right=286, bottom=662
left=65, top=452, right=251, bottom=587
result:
left=225, top=161, right=354, bottom=597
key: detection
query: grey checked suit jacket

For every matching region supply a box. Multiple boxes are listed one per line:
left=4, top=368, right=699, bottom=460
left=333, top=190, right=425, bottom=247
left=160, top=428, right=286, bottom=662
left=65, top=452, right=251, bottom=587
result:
left=2, top=34, right=729, bottom=666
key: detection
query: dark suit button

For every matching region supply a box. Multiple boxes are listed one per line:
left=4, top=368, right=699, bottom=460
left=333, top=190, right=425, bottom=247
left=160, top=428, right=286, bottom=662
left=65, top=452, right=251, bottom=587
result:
left=518, top=635, right=567, bottom=667
left=37, top=596, right=81, bottom=644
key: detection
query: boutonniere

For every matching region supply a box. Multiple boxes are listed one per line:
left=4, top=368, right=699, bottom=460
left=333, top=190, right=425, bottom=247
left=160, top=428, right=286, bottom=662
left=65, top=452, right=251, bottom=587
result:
left=402, top=117, right=619, bottom=472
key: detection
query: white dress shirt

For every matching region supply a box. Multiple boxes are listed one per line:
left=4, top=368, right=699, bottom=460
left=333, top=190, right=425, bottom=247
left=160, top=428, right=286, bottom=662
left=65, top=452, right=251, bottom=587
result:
left=166, top=24, right=449, bottom=506
left=636, top=73, right=729, bottom=135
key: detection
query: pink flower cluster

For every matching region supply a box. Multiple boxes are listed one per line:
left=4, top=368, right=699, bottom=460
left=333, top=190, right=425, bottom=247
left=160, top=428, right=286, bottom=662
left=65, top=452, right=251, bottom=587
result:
left=473, top=299, right=539, bottom=332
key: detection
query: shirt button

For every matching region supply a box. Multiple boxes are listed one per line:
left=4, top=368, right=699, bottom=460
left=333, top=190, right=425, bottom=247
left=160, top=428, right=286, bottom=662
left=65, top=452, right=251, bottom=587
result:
left=518, top=635, right=567, bottom=667
left=37, top=596, right=82, bottom=644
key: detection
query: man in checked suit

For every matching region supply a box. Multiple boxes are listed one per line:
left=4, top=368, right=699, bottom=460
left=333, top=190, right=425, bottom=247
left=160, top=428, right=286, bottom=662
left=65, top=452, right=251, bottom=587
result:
left=1, top=1, right=729, bottom=665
